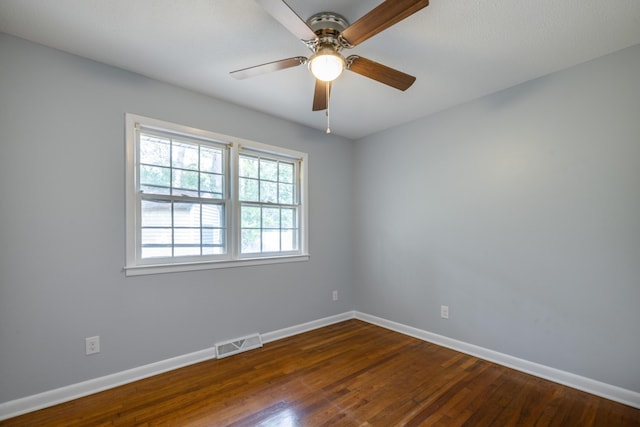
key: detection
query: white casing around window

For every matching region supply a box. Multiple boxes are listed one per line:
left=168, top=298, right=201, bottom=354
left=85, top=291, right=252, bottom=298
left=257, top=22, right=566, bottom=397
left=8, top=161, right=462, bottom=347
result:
left=124, top=113, right=309, bottom=276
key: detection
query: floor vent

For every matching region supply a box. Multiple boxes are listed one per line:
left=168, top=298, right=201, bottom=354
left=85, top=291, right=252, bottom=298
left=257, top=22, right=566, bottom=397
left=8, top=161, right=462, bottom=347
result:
left=215, top=333, right=263, bottom=359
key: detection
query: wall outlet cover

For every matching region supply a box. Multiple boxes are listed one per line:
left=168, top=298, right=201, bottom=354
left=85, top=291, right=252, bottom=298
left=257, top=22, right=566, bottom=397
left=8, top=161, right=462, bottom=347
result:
left=441, top=305, right=449, bottom=319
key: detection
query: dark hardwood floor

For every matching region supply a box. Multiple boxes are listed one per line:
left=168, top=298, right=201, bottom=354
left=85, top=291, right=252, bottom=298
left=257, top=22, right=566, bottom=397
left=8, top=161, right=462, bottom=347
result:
left=2, top=319, right=639, bottom=426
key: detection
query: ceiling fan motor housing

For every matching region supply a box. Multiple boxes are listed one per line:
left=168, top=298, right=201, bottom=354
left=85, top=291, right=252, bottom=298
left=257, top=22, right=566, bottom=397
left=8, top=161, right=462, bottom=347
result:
left=307, top=12, right=349, bottom=34
left=306, top=12, right=350, bottom=51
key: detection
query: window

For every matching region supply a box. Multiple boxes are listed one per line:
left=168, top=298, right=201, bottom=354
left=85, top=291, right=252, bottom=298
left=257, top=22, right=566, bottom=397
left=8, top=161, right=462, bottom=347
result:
left=238, top=152, right=299, bottom=254
left=125, top=114, right=308, bottom=276
left=137, top=131, right=227, bottom=259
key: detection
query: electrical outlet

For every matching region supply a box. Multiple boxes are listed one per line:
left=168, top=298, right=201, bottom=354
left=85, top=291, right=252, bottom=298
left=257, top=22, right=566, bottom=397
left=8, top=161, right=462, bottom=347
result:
left=85, top=336, right=100, bottom=355
left=440, top=305, right=449, bottom=319
left=332, top=290, right=338, bottom=301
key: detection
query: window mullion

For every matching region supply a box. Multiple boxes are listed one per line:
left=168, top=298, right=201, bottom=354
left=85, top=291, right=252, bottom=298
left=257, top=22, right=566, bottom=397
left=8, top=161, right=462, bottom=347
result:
left=279, top=207, right=282, bottom=252
left=258, top=205, right=262, bottom=253
left=231, top=144, right=239, bottom=259
left=169, top=137, right=174, bottom=258
left=170, top=200, right=175, bottom=258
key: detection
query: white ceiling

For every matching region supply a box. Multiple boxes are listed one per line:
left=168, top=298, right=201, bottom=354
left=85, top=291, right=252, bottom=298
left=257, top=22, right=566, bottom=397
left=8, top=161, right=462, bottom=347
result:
left=1, top=0, right=640, bottom=139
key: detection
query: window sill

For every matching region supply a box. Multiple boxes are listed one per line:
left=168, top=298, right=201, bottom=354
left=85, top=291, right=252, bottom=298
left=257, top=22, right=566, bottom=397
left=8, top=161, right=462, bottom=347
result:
left=124, top=254, right=310, bottom=277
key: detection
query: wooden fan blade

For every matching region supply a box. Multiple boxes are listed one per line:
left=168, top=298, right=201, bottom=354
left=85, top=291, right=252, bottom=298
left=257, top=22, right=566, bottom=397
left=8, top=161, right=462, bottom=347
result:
left=312, top=80, right=331, bottom=111
left=256, top=0, right=318, bottom=41
left=346, top=56, right=416, bottom=91
left=230, top=57, right=306, bottom=80
left=341, top=0, right=428, bottom=47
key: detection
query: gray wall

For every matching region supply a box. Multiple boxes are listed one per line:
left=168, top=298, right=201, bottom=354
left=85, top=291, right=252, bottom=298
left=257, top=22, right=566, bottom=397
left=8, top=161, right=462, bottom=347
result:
left=2, top=31, right=639, bottom=405
left=0, top=34, right=354, bottom=403
left=353, top=44, right=640, bottom=393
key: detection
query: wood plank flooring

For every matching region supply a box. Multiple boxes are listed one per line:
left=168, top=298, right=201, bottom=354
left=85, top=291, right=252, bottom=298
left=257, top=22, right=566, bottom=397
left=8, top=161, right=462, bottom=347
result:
left=2, top=319, right=639, bottom=426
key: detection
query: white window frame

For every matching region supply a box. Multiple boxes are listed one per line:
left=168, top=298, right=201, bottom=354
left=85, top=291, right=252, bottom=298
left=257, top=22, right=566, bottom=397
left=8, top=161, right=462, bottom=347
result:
left=125, top=114, right=309, bottom=276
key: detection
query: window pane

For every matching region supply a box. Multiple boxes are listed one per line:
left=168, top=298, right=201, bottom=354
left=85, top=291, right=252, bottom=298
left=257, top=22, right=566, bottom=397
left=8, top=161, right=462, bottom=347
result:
left=141, top=246, right=172, bottom=258
left=141, top=228, right=172, bottom=258
left=140, top=135, right=170, bottom=167
left=174, top=224, right=201, bottom=256
left=241, top=229, right=261, bottom=253
left=172, top=169, right=199, bottom=193
left=260, top=159, right=278, bottom=181
left=262, top=230, right=280, bottom=252
left=239, top=156, right=259, bottom=178
left=141, top=228, right=172, bottom=245
left=200, top=173, right=223, bottom=198
left=278, top=183, right=294, bottom=204
left=200, top=146, right=223, bottom=174
left=172, top=141, right=199, bottom=170
left=174, top=246, right=200, bottom=257
left=140, top=165, right=170, bottom=190
left=141, top=200, right=171, bottom=226
left=242, top=206, right=260, bottom=228
left=202, top=228, right=224, bottom=245
left=260, top=181, right=277, bottom=203
left=262, top=207, right=280, bottom=228
left=203, top=228, right=225, bottom=255
left=174, top=203, right=200, bottom=227
left=281, top=208, right=295, bottom=228
left=202, top=204, right=224, bottom=227
left=281, top=229, right=297, bottom=251
left=239, top=177, right=259, bottom=202
left=174, top=228, right=200, bottom=245
left=279, top=162, right=294, bottom=183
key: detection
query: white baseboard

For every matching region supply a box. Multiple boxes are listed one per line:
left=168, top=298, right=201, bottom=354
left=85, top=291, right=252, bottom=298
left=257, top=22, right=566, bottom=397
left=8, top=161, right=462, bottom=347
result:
left=261, top=311, right=355, bottom=344
left=2, top=310, right=637, bottom=420
left=0, top=347, right=218, bottom=421
left=354, top=311, right=640, bottom=409
left=0, top=311, right=355, bottom=421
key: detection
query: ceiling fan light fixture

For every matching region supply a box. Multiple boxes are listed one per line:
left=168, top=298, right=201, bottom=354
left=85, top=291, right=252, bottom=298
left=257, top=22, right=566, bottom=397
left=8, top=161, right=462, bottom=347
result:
left=309, top=47, right=345, bottom=82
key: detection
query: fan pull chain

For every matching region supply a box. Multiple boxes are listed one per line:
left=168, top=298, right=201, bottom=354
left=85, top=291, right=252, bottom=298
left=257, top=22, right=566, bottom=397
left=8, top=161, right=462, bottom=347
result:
left=325, top=81, right=331, bottom=134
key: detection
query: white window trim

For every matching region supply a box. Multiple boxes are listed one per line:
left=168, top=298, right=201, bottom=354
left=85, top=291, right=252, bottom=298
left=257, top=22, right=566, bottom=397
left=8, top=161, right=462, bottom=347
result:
left=124, top=114, right=309, bottom=276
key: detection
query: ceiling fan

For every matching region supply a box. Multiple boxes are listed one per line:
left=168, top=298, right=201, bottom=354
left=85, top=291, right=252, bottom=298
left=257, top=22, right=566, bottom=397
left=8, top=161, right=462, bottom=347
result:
left=231, top=0, right=429, bottom=131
